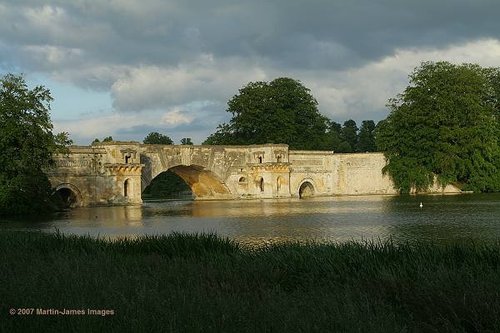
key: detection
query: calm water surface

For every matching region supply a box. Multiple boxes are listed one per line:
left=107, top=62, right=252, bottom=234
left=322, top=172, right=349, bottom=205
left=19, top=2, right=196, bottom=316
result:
left=2, top=193, right=500, bottom=246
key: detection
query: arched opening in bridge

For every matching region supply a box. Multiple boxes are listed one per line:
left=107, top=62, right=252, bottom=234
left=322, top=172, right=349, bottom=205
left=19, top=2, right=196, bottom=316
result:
left=142, top=165, right=231, bottom=200
left=52, top=185, right=81, bottom=209
left=299, top=181, right=315, bottom=199
left=142, top=170, right=192, bottom=200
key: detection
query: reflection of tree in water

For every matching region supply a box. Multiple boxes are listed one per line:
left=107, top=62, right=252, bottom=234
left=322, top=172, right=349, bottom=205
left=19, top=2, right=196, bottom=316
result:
left=384, top=194, right=500, bottom=244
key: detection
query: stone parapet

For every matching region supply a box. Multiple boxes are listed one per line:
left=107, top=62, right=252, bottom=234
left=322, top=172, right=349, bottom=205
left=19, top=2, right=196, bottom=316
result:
left=48, top=143, right=462, bottom=207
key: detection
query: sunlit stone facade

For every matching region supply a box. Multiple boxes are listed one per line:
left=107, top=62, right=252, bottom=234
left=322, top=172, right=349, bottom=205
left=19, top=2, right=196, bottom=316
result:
left=46, top=142, right=461, bottom=207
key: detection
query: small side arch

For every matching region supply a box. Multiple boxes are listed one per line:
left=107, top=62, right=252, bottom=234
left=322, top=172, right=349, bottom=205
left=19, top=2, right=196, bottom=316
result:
left=298, top=180, right=315, bottom=199
left=53, top=183, right=83, bottom=208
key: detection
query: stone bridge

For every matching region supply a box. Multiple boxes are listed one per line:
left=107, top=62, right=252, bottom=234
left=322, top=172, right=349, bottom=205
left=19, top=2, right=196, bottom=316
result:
left=46, top=142, right=460, bottom=207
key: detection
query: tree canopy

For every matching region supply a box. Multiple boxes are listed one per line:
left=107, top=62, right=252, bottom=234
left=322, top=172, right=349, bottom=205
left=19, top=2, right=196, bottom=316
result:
left=340, top=119, right=358, bottom=152
left=143, top=132, right=173, bottom=145
left=323, top=121, right=345, bottom=152
left=376, top=61, right=500, bottom=193
left=180, top=137, right=193, bottom=145
left=306, top=119, right=378, bottom=153
left=92, top=136, right=113, bottom=145
left=356, top=120, right=377, bottom=152
left=203, top=77, right=330, bottom=150
left=0, top=73, right=72, bottom=216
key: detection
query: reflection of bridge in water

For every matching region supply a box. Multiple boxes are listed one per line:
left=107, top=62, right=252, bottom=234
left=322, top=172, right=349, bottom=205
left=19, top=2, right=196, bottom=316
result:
left=47, top=142, right=459, bottom=207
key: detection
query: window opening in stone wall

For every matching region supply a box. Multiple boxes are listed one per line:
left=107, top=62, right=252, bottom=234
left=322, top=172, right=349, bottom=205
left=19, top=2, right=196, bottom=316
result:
left=124, top=179, right=129, bottom=197
left=277, top=155, right=282, bottom=163
left=239, top=177, right=247, bottom=184
left=258, top=156, right=263, bottom=163
left=125, top=154, right=131, bottom=164
left=259, top=177, right=264, bottom=192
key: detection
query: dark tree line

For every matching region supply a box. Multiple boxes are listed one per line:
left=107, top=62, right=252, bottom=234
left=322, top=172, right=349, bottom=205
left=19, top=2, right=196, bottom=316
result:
left=325, top=119, right=378, bottom=153
left=92, top=136, right=114, bottom=144
left=90, top=133, right=193, bottom=146
left=142, top=132, right=192, bottom=145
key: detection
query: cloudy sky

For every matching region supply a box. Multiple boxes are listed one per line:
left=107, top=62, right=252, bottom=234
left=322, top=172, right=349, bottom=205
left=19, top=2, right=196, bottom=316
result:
left=1, top=0, right=500, bottom=145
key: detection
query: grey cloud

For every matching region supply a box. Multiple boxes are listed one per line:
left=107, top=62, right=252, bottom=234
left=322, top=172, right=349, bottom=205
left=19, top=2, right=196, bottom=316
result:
left=3, top=0, right=500, bottom=77
left=114, top=120, right=227, bottom=145
left=3, top=0, right=500, bottom=143
left=113, top=100, right=230, bottom=144
left=116, top=124, right=166, bottom=137
left=109, top=57, right=269, bottom=112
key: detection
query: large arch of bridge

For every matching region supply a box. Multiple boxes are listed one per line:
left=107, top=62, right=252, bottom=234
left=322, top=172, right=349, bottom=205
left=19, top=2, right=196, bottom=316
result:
left=143, top=164, right=232, bottom=199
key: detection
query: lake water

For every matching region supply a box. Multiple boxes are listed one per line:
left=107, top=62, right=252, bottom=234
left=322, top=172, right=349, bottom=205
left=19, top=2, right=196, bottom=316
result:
left=2, top=193, right=500, bottom=247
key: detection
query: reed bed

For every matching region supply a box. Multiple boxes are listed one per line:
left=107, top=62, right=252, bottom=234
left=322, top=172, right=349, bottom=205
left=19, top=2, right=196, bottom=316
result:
left=1, top=230, right=499, bottom=332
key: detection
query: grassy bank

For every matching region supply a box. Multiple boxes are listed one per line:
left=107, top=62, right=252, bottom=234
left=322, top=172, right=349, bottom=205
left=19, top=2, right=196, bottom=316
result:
left=1, top=230, right=499, bottom=332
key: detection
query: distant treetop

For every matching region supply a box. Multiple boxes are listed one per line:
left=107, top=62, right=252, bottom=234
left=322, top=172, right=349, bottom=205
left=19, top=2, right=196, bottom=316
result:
left=143, top=132, right=173, bottom=145
left=203, top=77, right=329, bottom=150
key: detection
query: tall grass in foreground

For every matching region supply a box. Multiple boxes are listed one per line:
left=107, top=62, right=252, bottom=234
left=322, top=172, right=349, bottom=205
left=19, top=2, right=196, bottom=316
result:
left=1, top=230, right=499, bottom=332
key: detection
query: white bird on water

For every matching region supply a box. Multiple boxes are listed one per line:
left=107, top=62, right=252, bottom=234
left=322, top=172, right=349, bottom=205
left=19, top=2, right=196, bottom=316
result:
left=419, top=202, right=423, bottom=208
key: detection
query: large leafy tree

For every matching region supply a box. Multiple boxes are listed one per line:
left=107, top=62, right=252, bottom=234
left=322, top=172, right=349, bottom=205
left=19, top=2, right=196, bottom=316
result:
left=0, top=74, right=72, bottom=216
left=356, top=120, right=377, bottom=152
left=377, top=61, right=500, bottom=193
left=143, top=132, right=173, bottom=144
left=340, top=119, right=358, bottom=153
left=325, top=121, right=344, bottom=152
left=324, top=120, right=352, bottom=153
left=204, top=78, right=329, bottom=150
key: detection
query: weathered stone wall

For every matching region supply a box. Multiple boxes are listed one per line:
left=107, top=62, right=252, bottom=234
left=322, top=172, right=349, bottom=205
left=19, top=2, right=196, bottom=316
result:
left=332, top=153, right=397, bottom=195
left=223, top=144, right=290, bottom=199
left=331, top=152, right=460, bottom=195
left=288, top=151, right=460, bottom=196
left=47, top=143, right=461, bottom=207
left=47, top=145, right=143, bottom=206
left=289, top=151, right=335, bottom=197
left=90, top=142, right=293, bottom=200
left=47, top=147, right=105, bottom=206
